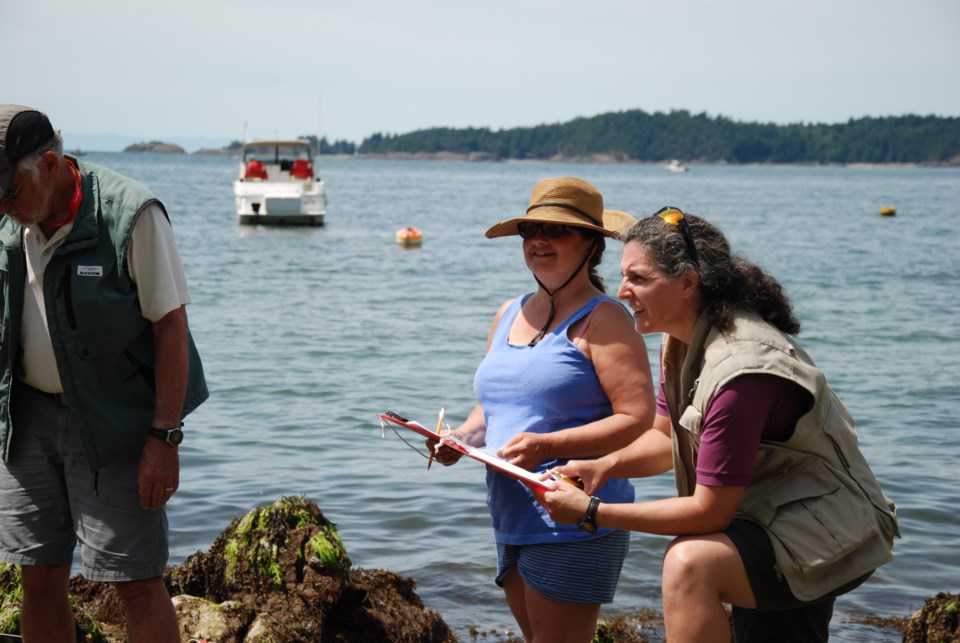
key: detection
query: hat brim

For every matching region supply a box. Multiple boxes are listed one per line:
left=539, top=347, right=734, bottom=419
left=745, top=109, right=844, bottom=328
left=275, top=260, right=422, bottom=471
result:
left=485, top=207, right=635, bottom=240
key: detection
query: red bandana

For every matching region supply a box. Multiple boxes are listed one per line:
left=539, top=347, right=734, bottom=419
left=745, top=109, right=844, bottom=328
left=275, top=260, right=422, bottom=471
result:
left=46, top=161, right=83, bottom=233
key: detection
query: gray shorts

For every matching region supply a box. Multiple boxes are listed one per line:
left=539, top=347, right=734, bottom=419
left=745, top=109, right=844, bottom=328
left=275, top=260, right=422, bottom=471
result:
left=0, top=384, right=168, bottom=581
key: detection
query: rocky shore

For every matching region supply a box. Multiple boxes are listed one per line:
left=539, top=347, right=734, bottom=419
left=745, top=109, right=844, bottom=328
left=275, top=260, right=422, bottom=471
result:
left=0, top=497, right=952, bottom=642
left=122, top=141, right=187, bottom=153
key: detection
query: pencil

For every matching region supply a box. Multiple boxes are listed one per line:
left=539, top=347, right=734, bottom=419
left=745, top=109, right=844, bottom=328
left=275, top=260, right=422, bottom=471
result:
left=428, top=407, right=445, bottom=470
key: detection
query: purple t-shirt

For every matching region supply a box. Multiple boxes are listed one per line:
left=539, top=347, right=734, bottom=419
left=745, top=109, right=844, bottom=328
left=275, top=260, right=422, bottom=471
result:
left=656, top=373, right=813, bottom=487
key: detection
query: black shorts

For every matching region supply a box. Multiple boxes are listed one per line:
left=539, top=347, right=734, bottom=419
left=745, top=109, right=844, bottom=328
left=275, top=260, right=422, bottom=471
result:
left=725, top=519, right=872, bottom=643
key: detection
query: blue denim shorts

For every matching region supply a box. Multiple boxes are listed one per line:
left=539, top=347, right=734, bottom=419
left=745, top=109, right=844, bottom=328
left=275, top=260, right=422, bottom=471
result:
left=495, top=530, right=630, bottom=604
left=0, top=385, right=168, bottom=581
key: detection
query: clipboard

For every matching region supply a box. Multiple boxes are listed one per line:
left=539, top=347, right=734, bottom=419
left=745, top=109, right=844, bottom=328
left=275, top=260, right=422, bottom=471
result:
left=378, top=411, right=445, bottom=442
left=378, top=411, right=553, bottom=491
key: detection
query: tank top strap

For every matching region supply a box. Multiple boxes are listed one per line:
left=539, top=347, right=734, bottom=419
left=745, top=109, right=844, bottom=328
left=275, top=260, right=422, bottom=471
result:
left=490, top=295, right=529, bottom=344
left=571, top=296, right=617, bottom=343
left=554, top=294, right=614, bottom=336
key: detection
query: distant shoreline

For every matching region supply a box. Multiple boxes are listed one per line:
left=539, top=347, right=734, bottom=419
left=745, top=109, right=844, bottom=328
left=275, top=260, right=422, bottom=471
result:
left=93, top=145, right=959, bottom=168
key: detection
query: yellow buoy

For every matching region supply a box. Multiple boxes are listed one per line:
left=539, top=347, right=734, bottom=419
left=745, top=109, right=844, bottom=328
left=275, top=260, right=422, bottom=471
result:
left=879, top=206, right=896, bottom=217
left=395, top=227, right=423, bottom=247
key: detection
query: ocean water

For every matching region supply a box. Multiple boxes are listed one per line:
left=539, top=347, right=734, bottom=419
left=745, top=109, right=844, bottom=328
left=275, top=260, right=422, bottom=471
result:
left=80, top=153, right=958, bottom=641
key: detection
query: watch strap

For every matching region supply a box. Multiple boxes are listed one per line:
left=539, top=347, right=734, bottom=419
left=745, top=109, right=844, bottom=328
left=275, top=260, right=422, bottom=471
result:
left=578, top=496, right=602, bottom=532
left=148, top=424, right=184, bottom=446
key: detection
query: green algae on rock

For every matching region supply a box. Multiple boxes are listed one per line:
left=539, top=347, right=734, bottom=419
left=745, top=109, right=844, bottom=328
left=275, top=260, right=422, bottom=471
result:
left=903, top=592, right=960, bottom=643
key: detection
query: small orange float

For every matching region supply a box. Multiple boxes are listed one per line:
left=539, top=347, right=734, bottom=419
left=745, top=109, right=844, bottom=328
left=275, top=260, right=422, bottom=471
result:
left=879, top=206, right=896, bottom=217
left=395, top=227, right=423, bottom=247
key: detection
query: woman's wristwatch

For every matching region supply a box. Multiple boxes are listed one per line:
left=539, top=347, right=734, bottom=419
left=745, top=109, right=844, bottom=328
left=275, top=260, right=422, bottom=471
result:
left=577, top=496, right=602, bottom=533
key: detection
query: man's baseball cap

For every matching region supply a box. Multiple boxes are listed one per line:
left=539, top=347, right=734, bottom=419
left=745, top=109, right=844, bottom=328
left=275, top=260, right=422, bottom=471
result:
left=0, top=105, right=55, bottom=199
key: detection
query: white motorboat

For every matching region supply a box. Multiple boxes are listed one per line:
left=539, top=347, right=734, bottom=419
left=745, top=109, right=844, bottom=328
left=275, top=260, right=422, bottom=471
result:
left=234, top=140, right=327, bottom=225
left=665, top=159, right=689, bottom=173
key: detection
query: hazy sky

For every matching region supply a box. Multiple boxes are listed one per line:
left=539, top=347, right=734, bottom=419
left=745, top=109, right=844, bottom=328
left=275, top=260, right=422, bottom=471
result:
left=6, top=0, right=959, bottom=149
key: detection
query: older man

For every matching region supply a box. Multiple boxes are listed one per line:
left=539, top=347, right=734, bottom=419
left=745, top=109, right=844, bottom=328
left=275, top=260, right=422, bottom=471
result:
left=0, top=105, right=208, bottom=642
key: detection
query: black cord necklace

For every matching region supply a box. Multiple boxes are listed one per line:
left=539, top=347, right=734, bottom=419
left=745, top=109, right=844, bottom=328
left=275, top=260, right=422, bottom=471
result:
left=527, top=241, right=597, bottom=347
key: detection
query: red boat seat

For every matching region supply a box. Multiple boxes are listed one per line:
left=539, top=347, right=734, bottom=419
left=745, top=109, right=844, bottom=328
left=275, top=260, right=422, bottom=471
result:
left=245, top=160, right=268, bottom=180
left=290, top=159, right=314, bottom=179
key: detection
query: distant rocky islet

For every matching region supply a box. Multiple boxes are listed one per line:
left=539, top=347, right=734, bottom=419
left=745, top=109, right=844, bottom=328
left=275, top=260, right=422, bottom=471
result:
left=122, top=141, right=188, bottom=154
left=121, top=140, right=238, bottom=155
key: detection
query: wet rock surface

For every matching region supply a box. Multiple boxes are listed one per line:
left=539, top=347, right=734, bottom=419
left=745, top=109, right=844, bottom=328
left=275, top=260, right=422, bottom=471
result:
left=902, top=592, right=960, bottom=642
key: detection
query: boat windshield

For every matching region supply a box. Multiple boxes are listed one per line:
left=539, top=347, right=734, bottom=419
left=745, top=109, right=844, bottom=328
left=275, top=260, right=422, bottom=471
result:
left=242, top=143, right=313, bottom=165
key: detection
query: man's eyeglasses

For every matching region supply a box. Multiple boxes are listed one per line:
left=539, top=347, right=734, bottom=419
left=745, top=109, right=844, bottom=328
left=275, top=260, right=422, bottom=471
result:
left=655, top=206, right=699, bottom=266
left=1, top=175, right=26, bottom=207
left=518, top=221, right=575, bottom=239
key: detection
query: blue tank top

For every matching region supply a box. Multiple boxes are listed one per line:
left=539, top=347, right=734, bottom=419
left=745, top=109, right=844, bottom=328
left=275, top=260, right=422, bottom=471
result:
left=474, top=293, right=636, bottom=545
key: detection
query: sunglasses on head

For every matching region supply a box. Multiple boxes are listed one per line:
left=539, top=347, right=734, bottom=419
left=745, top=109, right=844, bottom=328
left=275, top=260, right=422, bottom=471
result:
left=655, top=206, right=699, bottom=265
left=517, top=221, right=575, bottom=240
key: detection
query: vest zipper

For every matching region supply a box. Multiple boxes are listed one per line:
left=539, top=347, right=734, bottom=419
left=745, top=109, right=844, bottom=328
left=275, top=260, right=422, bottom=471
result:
left=56, top=266, right=77, bottom=330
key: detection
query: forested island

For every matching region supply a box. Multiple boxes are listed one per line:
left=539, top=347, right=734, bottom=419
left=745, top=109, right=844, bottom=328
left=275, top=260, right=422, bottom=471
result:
left=306, top=109, right=959, bottom=165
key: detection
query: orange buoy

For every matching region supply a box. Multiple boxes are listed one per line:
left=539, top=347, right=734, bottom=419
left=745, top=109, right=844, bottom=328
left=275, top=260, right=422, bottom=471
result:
left=395, top=227, right=423, bottom=247
left=879, top=206, right=896, bottom=217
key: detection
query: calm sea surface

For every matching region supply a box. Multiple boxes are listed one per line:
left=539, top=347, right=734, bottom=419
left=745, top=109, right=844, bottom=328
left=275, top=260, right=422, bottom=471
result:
left=79, top=153, right=958, bottom=641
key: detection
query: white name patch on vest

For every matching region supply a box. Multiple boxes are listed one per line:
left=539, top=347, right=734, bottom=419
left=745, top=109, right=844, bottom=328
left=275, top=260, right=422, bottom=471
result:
left=77, top=265, right=103, bottom=277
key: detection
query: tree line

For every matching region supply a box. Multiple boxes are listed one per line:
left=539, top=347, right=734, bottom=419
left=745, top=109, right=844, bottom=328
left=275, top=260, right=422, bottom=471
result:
left=345, top=109, right=959, bottom=164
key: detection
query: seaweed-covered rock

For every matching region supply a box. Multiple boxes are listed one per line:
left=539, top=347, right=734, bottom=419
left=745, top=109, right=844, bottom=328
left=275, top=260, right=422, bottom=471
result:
left=169, top=495, right=352, bottom=600
left=904, top=592, right=960, bottom=642
left=165, top=496, right=453, bottom=643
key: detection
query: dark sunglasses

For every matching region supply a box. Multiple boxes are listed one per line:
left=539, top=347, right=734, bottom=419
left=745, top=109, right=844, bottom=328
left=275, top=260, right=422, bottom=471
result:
left=1, top=175, right=27, bottom=206
left=655, top=206, right=699, bottom=265
left=517, top=221, right=575, bottom=239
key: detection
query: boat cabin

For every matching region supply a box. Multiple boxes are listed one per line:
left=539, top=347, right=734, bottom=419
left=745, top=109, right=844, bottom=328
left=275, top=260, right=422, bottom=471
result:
left=240, top=140, right=316, bottom=182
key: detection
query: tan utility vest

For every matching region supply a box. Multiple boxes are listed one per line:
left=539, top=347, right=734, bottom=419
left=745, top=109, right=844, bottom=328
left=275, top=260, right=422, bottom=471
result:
left=660, top=310, right=899, bottom=601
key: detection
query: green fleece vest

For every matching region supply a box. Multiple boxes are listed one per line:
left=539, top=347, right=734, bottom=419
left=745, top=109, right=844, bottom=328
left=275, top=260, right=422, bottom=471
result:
left=0, top=160, right=208, bottom=470
left=661, top=310, right=899, bottom=601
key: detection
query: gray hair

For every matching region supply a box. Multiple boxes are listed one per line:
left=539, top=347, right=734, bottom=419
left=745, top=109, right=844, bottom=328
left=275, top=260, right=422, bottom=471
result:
left=623, top=211, right=800, bottom=335
left=17, top=131, right=64, bottom=180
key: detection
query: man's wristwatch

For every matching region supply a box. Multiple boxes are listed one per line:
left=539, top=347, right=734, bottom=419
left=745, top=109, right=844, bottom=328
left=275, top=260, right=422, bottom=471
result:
left=577, top=496, right=602, bottom=533
left=148, top=424, right=184, bottom=446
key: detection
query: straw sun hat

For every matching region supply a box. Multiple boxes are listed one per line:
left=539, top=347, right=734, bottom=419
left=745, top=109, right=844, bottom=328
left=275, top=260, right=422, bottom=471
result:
left=485, top=177, right=635, bottom=240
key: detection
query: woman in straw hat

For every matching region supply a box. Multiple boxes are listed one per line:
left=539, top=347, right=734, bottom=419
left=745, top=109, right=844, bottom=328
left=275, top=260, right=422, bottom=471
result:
left=537, top=209, right=899, bottom=642
left=433, top=177, right=656, bottom=642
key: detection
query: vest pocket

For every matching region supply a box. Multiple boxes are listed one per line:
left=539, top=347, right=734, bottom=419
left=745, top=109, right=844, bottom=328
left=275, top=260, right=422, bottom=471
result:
left=746, top=457, right=880, bottom=575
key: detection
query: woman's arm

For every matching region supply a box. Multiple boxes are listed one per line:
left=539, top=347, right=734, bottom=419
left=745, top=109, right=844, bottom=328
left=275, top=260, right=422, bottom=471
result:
left=539, top=408, right=743, bottom=534
left=500, top=302, right=656, bottom=468
left=552, top=412, right=674, bottom=494
left=539, top=480, right=745, bottom=536
left=541, top=374, right=807, bottom=534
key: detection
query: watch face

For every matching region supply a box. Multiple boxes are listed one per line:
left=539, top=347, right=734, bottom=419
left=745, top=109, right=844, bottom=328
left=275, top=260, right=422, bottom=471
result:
left=577, top=519, right=597, bottom=533
left=151, top=428, right=184, bottom=445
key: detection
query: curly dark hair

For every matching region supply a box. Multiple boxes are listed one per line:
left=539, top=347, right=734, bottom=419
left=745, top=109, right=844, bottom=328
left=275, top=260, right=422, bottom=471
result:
left=622, top=212, right=801, bottom=335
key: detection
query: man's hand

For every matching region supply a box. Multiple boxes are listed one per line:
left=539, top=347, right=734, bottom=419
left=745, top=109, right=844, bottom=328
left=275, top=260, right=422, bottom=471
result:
left=138, top=438, right=180, bottom=509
